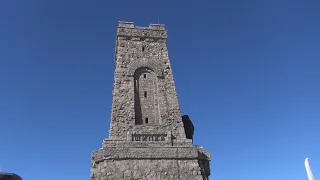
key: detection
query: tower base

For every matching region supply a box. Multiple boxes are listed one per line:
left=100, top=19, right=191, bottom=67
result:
left=91, top=140, right=210, bottom=180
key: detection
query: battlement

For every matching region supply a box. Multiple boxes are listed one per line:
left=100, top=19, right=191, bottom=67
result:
left=117, top=21, right=167, bottom=39
left=118, top=21, right=166, bottom=30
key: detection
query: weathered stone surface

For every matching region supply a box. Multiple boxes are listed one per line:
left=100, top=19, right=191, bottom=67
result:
left=109, top=21, right=185, bottom=141
left=92, top=146, right=207, bottom=162
left=91, top=21, right=211, bottom=180
left=91, top=159, right=204, bottom=180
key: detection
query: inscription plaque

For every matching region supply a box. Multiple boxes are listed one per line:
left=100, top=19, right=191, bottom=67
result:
left=131, top=133, right=167, bottom=142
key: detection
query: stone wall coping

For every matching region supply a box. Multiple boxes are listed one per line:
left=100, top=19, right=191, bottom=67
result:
left=92, top=146, right=210, bottom=163
left=118, top=21, right=166, bottom=30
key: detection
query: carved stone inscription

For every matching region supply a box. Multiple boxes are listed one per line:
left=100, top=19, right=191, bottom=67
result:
left=131, top=133, right=167, bottom=142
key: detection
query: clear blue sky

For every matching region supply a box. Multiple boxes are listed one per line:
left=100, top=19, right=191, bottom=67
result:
left=1, top=0, right=319, bottom=179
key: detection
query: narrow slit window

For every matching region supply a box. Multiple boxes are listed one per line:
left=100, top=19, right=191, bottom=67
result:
left=143, top=74, right=147, bottom=78
left=145, top=118, right=149, bottom=124
left=144, top=91, right=147, bottom=98
left=142, top=46, right=145, bottom=52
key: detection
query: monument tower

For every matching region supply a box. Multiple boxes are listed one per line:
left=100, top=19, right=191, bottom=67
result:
left=91, top=21, right=211, bottom=180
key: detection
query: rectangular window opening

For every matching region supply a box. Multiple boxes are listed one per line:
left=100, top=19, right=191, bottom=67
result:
left=144, top=91, right=147, bottom=98
left=145, top=118, right=149, bottom=124
left=143, top=74, right=147, bottom=78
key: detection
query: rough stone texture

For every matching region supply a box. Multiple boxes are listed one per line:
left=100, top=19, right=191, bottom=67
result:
left=91, top=160, right=204, bottom=180
left=91, top=21, right=211, bottom=180
left=109, top=21, right=186, bottom=141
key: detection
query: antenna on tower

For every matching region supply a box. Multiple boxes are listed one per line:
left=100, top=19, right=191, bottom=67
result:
left=157, top=16, right=160, bottom=24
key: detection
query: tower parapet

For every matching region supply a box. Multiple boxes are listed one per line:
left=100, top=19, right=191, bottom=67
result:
left=117, top=21, right=167, bottom=39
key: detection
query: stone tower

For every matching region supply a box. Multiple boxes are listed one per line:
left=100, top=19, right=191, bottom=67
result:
left=91, top=21, right=211, bottom=180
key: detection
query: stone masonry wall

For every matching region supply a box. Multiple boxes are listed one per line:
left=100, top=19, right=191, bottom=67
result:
left=91, top=159, right=204, bottom=180
left=90, top=22, right=211, bottom=180
left=91, top=145, right=211, bottom=180
left=109, top=22, right=186, bottom=141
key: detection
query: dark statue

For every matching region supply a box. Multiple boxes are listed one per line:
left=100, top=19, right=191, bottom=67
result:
left=182, top=115, right=195, bottom=140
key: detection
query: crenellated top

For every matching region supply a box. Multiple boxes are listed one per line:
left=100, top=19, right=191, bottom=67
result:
left=117, top=21, right=167, bottom=39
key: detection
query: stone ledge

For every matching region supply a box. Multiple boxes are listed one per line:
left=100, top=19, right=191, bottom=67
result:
left=117, top=27, right=167, bottom=39
left=92, top=146, right=209, bottom=163
left=118, top=21, right=166, bottom=30
left=102, top=139, right=172, bottom=148
left=102, top=139, right=193, bottom=148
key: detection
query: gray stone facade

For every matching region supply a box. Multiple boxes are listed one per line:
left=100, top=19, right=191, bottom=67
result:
left=91, top=21, right=211, bottom=180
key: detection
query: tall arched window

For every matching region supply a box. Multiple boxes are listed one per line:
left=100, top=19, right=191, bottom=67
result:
left=134, top=67, right=159, bottom=125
